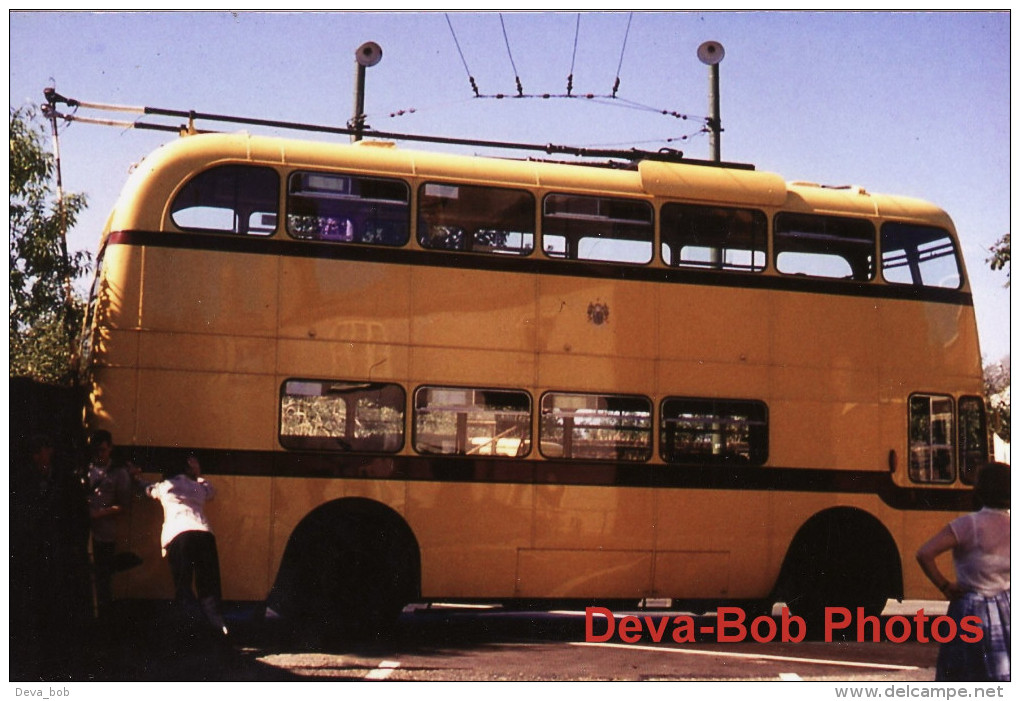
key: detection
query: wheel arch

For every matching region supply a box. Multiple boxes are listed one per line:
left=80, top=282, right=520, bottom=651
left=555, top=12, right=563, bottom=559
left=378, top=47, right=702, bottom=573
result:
left=266, top=496, right=422, bottom=623
left=775, top=506, right=904, bottom=612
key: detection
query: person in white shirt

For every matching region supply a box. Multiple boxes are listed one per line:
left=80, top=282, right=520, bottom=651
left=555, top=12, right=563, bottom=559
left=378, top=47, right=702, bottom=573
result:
left=916, top=461, right=1010, bottom=682
left=145, top=454, right=228, bottom=636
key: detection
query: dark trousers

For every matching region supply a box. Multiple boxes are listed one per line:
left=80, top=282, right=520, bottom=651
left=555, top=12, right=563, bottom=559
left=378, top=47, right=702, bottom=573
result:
left=92, top=539, right=116, bottom=616
left=166, top=530, right=222, bottom=603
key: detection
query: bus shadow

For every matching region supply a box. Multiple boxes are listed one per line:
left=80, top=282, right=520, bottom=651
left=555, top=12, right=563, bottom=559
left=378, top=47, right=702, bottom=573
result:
left=76, top=601, right=949, bottom=678
left=81, top=601, right=303, bottom=681
left=254, top=603, right=956, bottom=656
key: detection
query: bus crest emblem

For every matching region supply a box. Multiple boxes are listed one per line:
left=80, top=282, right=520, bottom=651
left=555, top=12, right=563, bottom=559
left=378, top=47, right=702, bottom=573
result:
left=587, top=301, right=610, bottom=326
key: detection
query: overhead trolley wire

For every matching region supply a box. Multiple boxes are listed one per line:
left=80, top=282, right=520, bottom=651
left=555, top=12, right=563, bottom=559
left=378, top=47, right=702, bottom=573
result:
left=567, top=13, right=580, bottom=97
left=499, top=14, right=524, bottom=97
left=612, top=12, right=634, bottom=98
left=445, top=14, right=480, bottom=97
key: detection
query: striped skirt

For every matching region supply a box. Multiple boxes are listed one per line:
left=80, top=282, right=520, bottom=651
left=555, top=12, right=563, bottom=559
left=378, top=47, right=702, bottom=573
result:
left=936, top=589, right=1010, bottom=682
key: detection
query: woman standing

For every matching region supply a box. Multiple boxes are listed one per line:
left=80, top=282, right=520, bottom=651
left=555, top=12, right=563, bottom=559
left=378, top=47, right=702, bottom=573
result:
left=146, top=454, right=228, bottom=636
left=916, top=462, right=1010, bottom=681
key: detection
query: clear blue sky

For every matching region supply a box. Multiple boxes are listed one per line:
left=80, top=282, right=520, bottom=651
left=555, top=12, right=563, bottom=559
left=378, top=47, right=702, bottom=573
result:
left=9, top=11, right=1011, bottom=364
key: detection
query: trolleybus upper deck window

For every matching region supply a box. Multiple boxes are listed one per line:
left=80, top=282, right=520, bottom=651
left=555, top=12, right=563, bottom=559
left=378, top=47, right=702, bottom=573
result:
left=170, top=164, right=279, bottom=236
left=880, top=222, right=962, bottom=289
left=774, top=212, right=875, bottom=281
left=288, top=172, right=410, bottom=246
left=661, top=203, right=766, bottom=272
left=417, top=183, right=535, bottom=255
left=542, top=194, right=653, bottom=264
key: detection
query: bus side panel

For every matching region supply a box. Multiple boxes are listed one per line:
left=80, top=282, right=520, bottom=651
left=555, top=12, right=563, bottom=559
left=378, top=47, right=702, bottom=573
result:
left=893, top=508, right=956, bottom=600
left=411, top=346, right=535, bottom=389
left=538, top=354, right=657, bottom=396
left=771, top=364, right=883, bottom=472
left=654, top=488, right=772, bottom=599
left=772, top=292, right=881, bottom=372
left=877, top=300, right=983, bottom=379
left=657, top=285, right=771, bottom=366
left=406, top=481, right=533, bottom=598
left=277, top=338, right=410, bottom=383
left=134, top=370, right=278, bottom=451
left=95, top=243, right=143, bottom=332
left=656, top=359, right=770, bottom=407
left=278, top=258, right=412, bottom=348
left=537, top=276, right=658, bottom=361
left=411, top=267, right=536, bottom=353
left=770, top=293, right=884, bottom=471
left=137, top=331, right=275, bottom=376
left=139, top=247, right=277, bottom=337
left=520, top=484, right=656, bottom=598
left=516, top=550, right=654, bottom=599
left=88, top=367, right=139, bottom=445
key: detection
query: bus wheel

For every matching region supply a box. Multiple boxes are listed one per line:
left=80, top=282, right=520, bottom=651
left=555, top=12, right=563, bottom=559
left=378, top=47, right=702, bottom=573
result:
left=776, top=507, right=901, bottom=636
left=268, top=498, right=420, bottom=639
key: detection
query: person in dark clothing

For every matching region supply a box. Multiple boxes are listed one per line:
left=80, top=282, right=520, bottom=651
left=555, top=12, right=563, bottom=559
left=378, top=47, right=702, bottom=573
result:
left=86, top=429, right=133, bottom=618
left=10, top=434, right=92, bottom=680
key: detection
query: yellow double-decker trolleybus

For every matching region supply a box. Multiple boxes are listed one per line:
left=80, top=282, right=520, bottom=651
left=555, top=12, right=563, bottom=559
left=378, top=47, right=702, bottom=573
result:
left=80, top=126, right=989, bottom=632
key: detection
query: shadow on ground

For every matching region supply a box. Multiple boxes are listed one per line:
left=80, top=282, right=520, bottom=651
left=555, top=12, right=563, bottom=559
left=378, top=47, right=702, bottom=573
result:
left=16, top=601, right=948, bottom=681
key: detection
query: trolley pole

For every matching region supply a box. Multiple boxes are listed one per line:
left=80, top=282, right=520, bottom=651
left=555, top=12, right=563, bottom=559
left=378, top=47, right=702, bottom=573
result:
left=707, top=62, right=721, bottom=163
left=697, top=41, right=725, bottom=163
left=350, top=42, right=382, bottom=143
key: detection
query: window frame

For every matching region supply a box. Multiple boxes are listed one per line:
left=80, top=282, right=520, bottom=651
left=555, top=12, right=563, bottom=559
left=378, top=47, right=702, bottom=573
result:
left=659, top=396, right=769, bottom=466
left=907, top=392, right=957, bottom=484
left=958, top=395, right=989, bottom=486
left=169, top=164, right=280, bottom=236
left=541, top=192, right=654, bottom=265
left=278, top=378, right=406, bottom=453
left=412, top=385, right=533, bottom=458
left=539, top=391, right=653, bottom=462
left=416, top=182, right=536, bottom=256
left=773, top=212, right=876, bottom=281
left=286, top=170, right=411, bottom=246
left=880, top=221, right=963, bottom=290
left=660, top=202, right=768, bottom=273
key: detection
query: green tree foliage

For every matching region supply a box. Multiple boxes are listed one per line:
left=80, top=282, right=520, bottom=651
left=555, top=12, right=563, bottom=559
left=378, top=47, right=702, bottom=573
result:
left=983, top=356, right=1010, bottom=443
left=988, top=233, right=1010, bottom=286
left=10, top=106, right=90, bottom=384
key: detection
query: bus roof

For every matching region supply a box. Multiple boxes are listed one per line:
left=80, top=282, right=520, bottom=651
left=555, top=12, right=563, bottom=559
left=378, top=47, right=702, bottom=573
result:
left=109, top=131, right=954, bottom=233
